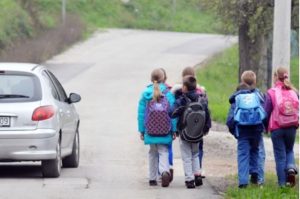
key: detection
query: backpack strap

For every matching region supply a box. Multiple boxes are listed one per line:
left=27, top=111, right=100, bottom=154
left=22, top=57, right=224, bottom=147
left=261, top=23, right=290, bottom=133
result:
left=161, top=88, right=170, bottom=97
left=183, top=94, right=192, bottom=104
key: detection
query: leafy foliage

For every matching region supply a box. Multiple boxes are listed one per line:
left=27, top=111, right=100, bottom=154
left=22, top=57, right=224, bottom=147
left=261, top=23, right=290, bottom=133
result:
left=199, top=0, right=274, bottom=38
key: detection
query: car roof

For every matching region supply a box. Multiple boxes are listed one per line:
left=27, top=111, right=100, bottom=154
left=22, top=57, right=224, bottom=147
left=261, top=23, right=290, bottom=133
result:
left=0, top=63, right=45, bottom=72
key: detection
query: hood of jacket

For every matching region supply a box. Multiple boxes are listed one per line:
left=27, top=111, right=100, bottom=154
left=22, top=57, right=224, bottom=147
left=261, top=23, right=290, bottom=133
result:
left=183, top=90, right=200, bottom=102
left=142, top=83, right=168, bottom=100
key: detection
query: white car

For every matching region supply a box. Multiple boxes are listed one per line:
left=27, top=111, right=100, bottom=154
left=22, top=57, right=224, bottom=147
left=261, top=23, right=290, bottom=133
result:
left=0, top=63, right=81, bottom=177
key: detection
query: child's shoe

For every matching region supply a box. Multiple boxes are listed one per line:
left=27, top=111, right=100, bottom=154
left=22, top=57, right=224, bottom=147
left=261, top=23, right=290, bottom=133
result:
left=194, top=175, right=203, bottom=186
left=185, top=180, right=195, bottom=189
left=250, top=173, right=258, bottom=184
left=238, top=184, right=247, bottom=189
left=161, top=172, right=171, bottom=187
left=149, top=180, right=157, bottom=186
left=286, top=169, right=296, bottom=187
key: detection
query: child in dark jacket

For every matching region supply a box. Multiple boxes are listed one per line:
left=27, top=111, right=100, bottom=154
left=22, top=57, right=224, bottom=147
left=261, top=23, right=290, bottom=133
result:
left=226, top=71, right=265, bottom=188
left=171, top=66, right=208, bottom=177
left=170, top=75, right=211, bottom=188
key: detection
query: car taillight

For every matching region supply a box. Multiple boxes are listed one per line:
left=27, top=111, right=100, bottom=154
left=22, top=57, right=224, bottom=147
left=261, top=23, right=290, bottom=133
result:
left=32, top=106, right=55, bottom=121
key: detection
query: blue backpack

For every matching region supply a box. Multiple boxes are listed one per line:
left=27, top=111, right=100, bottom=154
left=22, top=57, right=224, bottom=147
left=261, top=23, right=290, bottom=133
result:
left=234, top=91, right=266, bottom=126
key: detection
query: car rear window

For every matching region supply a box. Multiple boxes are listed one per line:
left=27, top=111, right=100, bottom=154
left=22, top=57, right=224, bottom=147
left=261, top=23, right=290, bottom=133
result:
left=0, top=71, right=42, bottom=102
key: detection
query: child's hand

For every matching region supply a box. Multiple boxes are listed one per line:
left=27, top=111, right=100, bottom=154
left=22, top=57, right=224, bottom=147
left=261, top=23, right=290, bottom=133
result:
left=140, top=134, right=144, bottom=140
left=172, top=133, right=176, bottom=140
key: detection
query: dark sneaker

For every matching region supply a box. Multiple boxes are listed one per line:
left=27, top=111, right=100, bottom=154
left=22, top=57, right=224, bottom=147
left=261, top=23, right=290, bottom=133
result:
left=287, top=169, right=296, bottom=187
left=161, top=172, right=170, bottom=187
left=194, top=175, right=203, bottom=186
left=185, top=180, right=196, bottom=189
left=250, top=173, right=258, bottom=184
left=149, top=180, right=157, bottom=186
left=238, top=184, right=248, bottom=189
left=169, top=169, right=174, bottom=183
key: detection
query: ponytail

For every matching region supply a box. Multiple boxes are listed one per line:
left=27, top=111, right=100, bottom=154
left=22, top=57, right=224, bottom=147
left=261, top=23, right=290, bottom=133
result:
left=153, top=81, right=162, bottom=102
left=283, top=78, right=292, bottom=90
left=275, top=67, right=298, bottom=92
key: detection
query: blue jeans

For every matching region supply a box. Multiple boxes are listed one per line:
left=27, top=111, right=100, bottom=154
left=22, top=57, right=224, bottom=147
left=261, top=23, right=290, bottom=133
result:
left=271, top=127, right=297, bottom=186
left=237, top=136, right=259, bottom=185
left=198, top=139, right=203, bottom=168
left=250, top=135, right=265, bottom=184
left=168, top=143, right=173, bottom=167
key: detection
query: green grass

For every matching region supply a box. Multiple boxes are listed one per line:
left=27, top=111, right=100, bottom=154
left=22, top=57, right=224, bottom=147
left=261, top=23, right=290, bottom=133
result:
left=196, top=45, right=239, bottom=123
left=197, top=45, right=299, bottom=123
left=225, top=173, right=299, bottom=199
left=120, top=0, right=222, bottom=33
left=0, top=0, right=34, bottom=47
left=291, top=57, right=299, bottom=90
left=0, top=0, right=223, bottom=49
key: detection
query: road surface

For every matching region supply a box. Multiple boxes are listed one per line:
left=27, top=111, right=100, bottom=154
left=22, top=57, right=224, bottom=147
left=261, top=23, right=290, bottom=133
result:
left=0, top=29, right=237, bottom=199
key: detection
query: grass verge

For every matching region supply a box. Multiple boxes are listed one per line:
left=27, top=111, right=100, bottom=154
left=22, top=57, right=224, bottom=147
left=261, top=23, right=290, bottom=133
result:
left=225, top=173, right=299, bottom=199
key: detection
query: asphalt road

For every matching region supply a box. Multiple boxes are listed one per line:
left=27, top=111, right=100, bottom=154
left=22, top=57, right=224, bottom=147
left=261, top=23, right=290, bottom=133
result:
left=0, top=29, right=236, bottom=199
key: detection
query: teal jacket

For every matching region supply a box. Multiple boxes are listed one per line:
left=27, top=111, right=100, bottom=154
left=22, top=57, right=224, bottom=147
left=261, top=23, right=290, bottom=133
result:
left=138, top=83, right=177, bottom=145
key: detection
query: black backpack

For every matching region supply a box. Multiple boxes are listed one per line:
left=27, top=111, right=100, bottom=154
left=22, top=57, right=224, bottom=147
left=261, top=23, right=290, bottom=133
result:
left=179, top=94, right=206, bottom=143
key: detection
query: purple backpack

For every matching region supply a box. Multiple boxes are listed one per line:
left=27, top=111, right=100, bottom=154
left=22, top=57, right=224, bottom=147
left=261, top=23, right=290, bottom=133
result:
left=145, top=91, right=171, bottom=136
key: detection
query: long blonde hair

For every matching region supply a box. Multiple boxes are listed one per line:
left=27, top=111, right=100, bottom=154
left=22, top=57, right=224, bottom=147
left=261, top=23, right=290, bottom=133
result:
left=151, top=69, right=164, bottom=102
left=274, top=67, right=297, bottom=91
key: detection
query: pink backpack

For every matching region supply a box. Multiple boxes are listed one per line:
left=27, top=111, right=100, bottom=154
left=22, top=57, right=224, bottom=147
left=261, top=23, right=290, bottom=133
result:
left=271, top=87, right=299, bottom=128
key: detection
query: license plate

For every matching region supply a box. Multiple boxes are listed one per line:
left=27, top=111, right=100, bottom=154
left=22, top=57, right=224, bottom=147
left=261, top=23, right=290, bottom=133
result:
left=0, top=116, right=10, bottom=127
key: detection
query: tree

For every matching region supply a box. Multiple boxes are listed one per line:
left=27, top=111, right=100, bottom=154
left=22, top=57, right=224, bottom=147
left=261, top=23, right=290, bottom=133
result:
left=200, top=0, right=298, bottom=89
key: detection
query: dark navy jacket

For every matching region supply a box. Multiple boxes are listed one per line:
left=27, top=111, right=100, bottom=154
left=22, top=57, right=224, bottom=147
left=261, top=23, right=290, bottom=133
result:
left=169, top=90, right=211, bottom=134
left=226, top=88, right=265, bottom=139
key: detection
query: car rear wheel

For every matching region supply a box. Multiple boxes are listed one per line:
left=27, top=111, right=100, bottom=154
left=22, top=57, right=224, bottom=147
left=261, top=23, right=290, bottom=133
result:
left=42, top=140, right=61, bottom=178
left=62, top=130, right=79, bottom=168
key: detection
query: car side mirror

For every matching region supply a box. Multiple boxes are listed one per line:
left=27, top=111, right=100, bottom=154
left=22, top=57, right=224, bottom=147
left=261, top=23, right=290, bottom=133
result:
left=68, top=93, right=81, bottom=103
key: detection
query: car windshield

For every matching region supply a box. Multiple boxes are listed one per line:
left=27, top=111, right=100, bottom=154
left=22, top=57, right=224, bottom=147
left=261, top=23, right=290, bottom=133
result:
left=0, top=72, right=42, bottom=102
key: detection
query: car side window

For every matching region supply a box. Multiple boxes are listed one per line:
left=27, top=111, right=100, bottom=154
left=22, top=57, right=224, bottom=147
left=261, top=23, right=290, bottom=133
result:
left=42, top=71, right=59, bottom=100
left=47, top=71, right=68, bottom=103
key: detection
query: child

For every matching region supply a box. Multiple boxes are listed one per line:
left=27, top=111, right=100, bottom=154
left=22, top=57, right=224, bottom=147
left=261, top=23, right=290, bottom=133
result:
left=171, top=66, right=208, bottom=178
left=228, top=83, right=266, bottom=186
left=170, top=75, right=211, bottom=188
left=226, top=71, right=265, bottom=188
left=137, top=68, right=177, bottom=187
left=265, top=67, right=299, bottom=187
left=160, top=68, right=174, bottom=182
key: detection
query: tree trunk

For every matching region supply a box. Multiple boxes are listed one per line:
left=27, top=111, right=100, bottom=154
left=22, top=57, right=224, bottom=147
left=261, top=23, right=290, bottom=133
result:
left=238, top=23, right=269, bottom=90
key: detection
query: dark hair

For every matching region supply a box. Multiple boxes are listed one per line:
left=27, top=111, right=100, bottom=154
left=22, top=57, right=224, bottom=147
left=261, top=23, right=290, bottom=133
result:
left=236, top=82, right=250, bottom=91
left=182, top=66, right=195, bottom=77
left=183, top=75, right=197, bottom=91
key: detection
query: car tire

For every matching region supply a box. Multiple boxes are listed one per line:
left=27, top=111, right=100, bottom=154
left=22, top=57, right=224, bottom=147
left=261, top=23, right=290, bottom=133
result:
left=62, top=130, right=80, bottom=168
left=42, top=140, right=62, bottom=178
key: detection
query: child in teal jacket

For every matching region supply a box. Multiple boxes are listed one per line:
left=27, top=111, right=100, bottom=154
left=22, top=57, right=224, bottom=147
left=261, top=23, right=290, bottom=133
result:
left=137, top=68, right=176, bottom=187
